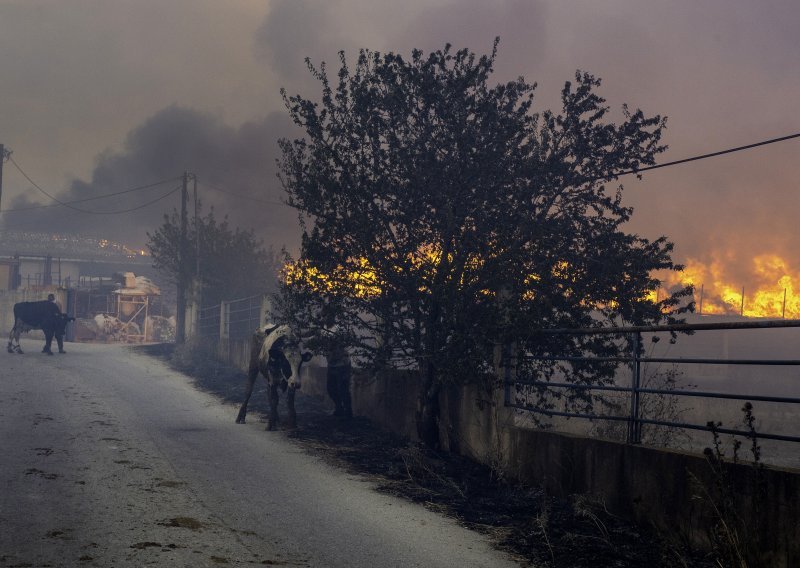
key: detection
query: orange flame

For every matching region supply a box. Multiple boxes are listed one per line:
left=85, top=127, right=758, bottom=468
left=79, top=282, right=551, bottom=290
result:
left=660, top=253, right=800, bottom=318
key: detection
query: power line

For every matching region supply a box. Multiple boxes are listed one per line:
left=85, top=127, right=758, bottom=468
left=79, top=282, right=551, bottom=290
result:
left=5, top=155, right=181, bottom=214
left=604, top=131, right=800, bottom=181
left=9, top=184, right=181, bottom=216
left=6, top=129, right=799, bottom=213
left=95, top=184, right=183, bottom=214
left=197, top=179, right=287, bottom=206
left=0, top=178, right=182, bottom=213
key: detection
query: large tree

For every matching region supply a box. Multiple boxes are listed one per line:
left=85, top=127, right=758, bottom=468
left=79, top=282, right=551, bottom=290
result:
left=276, top=40, right=691, bottom=447
left=147, top=205, right=280, bottom=310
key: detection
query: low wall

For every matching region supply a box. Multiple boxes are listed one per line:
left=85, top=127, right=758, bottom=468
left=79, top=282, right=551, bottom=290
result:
left=499, top=427, right=800, bottom=564
left=323, top=366, right=800, bottom=565
left=211, top=342, right=800, bottom=565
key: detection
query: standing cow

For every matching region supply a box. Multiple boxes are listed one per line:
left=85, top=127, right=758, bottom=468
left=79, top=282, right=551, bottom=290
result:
left=7, top=300, right=74, bottom=355
left=236, top=324, right=312, bottom=430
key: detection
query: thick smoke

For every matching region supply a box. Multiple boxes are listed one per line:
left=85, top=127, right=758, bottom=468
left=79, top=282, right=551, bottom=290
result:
left=3, top=106, right=301, bottom=251
left=3, top=0, right=800, bottom=296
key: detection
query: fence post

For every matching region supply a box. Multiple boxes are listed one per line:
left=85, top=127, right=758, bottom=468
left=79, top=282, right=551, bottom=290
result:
left=217, top=301, right=231, bottom=362
left=219, top=301, right=230, bottom=340
left=259, top=294, right=271, bottom=329
left=185, top=277, right=201, bottom=340
left=627, top=331, right=642, bottom=444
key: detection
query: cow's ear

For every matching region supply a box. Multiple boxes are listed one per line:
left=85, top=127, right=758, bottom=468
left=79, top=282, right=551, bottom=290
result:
left=302, top=351, right=313, bottom=362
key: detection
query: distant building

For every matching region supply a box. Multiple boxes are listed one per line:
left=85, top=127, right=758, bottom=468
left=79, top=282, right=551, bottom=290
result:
left=15, top=254, right=81, bottom=289
left=0, top=257, right=19, bottom=291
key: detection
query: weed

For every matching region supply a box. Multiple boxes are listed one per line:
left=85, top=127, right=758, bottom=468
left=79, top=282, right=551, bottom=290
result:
left=689, top=402, right=767, bottom=568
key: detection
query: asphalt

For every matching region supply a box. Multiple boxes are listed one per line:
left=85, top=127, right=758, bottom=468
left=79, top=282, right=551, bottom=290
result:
left=0, top=338, right=521, bottom=567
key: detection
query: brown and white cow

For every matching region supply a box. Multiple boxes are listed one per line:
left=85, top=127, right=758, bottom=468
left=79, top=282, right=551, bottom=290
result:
left=236, top=324, right=312, bottom=430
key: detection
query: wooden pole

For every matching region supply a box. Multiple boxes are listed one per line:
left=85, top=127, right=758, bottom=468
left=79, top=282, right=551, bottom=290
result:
left=0, top=144, right=5, bottom=212
left=175, top=171, right=189, bottom=343
left=741, top=286, right=745, bottom=316
left=783, top=288, right=787, bottom=319
left=699, top=284, right=704, bottom=315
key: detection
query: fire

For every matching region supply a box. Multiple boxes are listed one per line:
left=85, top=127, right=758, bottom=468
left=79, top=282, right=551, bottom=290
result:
left=287, top=248, right=800, bottom=320
left=284, top=258, right=382, bottom=299
left=660, top=253, right=800, bottom=318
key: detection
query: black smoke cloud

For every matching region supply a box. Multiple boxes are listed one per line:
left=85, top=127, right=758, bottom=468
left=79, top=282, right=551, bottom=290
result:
left=5, top=106, right=301, bottom=251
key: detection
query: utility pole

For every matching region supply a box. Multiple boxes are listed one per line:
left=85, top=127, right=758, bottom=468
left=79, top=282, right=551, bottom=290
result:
left=175, top=171, right=190, bottom=343
left=0, top=144, right=10, bottom=212
left=194, top=175, right=200, bottom=280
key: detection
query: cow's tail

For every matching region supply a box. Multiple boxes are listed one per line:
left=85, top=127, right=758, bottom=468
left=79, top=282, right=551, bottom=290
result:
left=248, top=329, right=265, bottom=377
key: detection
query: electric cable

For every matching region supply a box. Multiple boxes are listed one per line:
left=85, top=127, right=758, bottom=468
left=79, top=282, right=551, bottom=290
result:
left=6, top=129, right=800, bottom=213
left=197, top=179, right=287, bottom=206
left=6, top=156, right=181, bottom=214
left=597, top=131, right=800, bottom=182
left=94, top=184, right=183, bottom=214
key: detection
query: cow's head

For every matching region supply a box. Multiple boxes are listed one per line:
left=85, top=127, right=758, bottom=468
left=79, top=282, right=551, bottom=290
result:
left=276, top=338, right=312, bottom=390
left=54, top=314, right=75, bottom=336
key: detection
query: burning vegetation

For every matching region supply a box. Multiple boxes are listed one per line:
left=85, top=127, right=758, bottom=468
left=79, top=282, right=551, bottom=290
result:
left=660, top=253, right=800, bottom=318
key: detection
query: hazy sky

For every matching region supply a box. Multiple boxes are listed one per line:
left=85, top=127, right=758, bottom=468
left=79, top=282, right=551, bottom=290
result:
left=1, top=0, right=799, bottom=296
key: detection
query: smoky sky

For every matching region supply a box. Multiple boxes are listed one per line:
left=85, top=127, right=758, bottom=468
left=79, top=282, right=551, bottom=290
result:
left=3, top=106, right=298, bottom=247
left=2, top=0, right=800, bottom=287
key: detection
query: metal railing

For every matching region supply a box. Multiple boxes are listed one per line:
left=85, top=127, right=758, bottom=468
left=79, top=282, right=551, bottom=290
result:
left=197, top=294, right=265, bottom=340
left=198, top=303, right=221, bottom=338
left=505, top=319, right=800, bottom=444
left=227, top=294, right=264, bottom=339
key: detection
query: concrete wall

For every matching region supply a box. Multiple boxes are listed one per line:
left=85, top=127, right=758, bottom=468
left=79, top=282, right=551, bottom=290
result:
left=325, top=366, right=800, bottom=566
left=0, top=264, right=11, bottom=290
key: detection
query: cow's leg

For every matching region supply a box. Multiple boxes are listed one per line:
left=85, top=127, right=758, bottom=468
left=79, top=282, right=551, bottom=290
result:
left=42, top=330, right=54, bottom=355
left=236, top=366, right=259, bottom=424
left=10, top=326, right=23, bottom=354
left=56, top=334, right=66, bottom=354
left=267, top=382, right=279, bottom=431
left=286, top=387, right=297, bottom=429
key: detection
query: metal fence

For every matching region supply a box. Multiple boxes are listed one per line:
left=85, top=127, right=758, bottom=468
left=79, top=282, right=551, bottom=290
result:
left=197, top=294, right=266, bottom=340
left=505, top=319, right=800, bottom=444
left=227, top=295, right=265, bottom=339
left=198, top=303, right=221, bottom=338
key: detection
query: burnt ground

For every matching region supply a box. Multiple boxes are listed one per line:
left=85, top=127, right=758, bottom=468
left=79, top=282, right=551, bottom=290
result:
left=136, top=343, right=714, bottom=568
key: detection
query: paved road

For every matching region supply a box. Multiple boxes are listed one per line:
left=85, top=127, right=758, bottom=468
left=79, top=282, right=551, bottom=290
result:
left=0, top=339, right=519, bottom=567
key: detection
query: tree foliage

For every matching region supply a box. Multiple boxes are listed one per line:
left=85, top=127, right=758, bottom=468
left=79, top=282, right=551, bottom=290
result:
left=276, top=40, right=691, bottom=446
left=147, top=205, right=280, bottom=308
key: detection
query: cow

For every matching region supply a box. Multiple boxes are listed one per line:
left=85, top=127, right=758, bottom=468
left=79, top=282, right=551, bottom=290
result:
left=7, top=300, right=74, bottom=355
left=236, top=324, right=312, bottom=430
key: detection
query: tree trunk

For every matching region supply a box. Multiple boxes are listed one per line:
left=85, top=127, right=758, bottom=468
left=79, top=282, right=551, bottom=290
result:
left=415, top=365, right=441, bottom=448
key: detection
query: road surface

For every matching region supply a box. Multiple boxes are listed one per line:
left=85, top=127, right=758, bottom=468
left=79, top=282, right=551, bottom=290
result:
left=0, top=339, right=519, bottom=567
